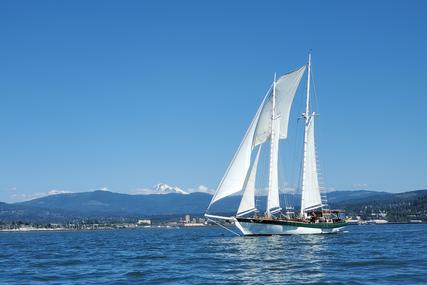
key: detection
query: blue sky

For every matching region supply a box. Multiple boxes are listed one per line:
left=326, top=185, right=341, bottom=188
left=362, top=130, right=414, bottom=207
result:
left=1, top=1, right=426, bottom=202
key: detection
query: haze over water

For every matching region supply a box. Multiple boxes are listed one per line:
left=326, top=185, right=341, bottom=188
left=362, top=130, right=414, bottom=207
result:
left=1, top=224, right=426, bottom=284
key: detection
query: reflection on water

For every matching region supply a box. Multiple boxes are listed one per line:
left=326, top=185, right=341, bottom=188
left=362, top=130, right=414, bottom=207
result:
left=296, top=235, right=327, bottom=282
left=215, top=234, right=328, bottom=284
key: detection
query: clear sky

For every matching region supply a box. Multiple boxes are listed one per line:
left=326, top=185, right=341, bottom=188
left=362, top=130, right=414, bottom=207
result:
left=1, top=1, right=426, bottom=202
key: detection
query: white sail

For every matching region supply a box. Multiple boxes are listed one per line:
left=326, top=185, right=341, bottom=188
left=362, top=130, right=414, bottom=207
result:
left=208, top=65, right=306, bottom=209
left=301, top=115, right=322, bottom=212
left=237, top=145, right=262, bottom=216
left=253, top=66, right=306, bottom=146
left=267, top=117, right=281, bottom=213
left=208, top=89, right=270, bottom=207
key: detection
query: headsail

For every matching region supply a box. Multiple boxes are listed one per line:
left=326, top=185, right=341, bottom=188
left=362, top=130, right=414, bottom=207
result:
left=301, top=115, right=322, bottom=212
left=208, top=87, right=271, bottom=207
left=237, top=145, right=262, bottom=216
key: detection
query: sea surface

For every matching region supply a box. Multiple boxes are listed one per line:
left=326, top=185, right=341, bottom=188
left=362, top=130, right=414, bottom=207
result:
left=0, top=224, right=426, bottom=284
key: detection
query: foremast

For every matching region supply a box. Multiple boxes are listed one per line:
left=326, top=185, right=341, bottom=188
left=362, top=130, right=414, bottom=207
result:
left=266, top=74, right=281, bottom=217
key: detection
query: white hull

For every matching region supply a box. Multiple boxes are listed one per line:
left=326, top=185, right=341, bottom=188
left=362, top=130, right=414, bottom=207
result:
left=234, top=219, right=345, bottom=236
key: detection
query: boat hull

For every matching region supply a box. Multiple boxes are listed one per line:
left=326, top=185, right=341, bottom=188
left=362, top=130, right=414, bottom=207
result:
left=235, top=218, right=346, bottom=235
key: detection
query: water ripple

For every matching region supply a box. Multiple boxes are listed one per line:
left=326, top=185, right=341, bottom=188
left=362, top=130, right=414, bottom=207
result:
left=0, top=224, right=427, bottom=284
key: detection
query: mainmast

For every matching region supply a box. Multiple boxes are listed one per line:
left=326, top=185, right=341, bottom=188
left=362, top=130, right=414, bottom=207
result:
left=266, top=73, right=281, bottom=217
left=300, top=51, right=312, bottom=217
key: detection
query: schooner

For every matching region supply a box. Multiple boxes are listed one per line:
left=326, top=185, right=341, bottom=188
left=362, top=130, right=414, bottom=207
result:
left=205, top=52, right=347, bottom=235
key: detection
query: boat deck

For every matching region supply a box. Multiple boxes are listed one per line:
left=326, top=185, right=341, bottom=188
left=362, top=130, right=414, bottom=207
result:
left=236, top=217, right=347, bottom=229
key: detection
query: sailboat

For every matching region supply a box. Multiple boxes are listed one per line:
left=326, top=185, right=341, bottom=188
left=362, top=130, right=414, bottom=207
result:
left=205, top=52, right=347, bottom=235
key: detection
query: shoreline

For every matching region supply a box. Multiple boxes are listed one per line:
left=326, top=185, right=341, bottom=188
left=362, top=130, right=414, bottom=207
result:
left=1, top=222, right=425, bottom=233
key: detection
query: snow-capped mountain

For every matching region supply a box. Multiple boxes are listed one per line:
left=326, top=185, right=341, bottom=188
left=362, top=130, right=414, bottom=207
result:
left=135, top=183, right=189, bottom=195
left=153, top=183, right=189, bottom=194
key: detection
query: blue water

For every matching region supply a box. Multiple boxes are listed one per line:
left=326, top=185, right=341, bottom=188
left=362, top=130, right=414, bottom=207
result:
left=0, top=224, right=426, bottom=284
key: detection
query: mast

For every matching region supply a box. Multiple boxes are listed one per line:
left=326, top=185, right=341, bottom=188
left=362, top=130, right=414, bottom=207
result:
left=300, top=51, right=312, bottom=217
left=267, top=73, right=278, bottom=217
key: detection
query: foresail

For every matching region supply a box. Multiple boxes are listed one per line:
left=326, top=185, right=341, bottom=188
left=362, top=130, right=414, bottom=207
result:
left=208, top=88, right=271, bottom=207
left=301, top=116, right=322, bottom=212
left=253, top=65, right=306, bottom=146
left=237, top=145, right=262, bottom=216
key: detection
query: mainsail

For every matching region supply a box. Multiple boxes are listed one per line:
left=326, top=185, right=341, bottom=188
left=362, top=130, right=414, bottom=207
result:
left=300, top=115, right=322, bottom=212
left=300, top=52, right=322, bottom=214
left=208, top=65, right=306, bottom=212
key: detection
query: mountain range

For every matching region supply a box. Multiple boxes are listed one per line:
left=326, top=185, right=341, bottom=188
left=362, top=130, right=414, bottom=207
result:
left=0, top=188, right=426, bottom=223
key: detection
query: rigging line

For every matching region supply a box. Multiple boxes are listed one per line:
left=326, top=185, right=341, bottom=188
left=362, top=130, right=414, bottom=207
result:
left=255, top=143, right=266, bottom=212
left=207, top=218, right=241, bottom=236
left=252, top=144, right=262, bottom=212
left=311, top=67, right=320, bottom=115
left=312, top=127, right=325, bottom=212
left=315, top=144, right=330, bottom=209
left=310, top=68, right=330, bottom=210
left=262, top=143, right=269, bottom=212
left=254, top=144, right=261, bottom=210
left=291, top=119, right=304, bottom=209
left=277, top=140, right=288, bottom=210
left=296, top=116, right=305, bottom=213
left=291, top=111, right=304, bottom=189
left=292, top=82, right=306, bottom=213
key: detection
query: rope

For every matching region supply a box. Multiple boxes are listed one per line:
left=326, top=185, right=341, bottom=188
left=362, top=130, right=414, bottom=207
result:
left=311, top=67, right=320, bottom=115
left=310, top=67, right=331, bottom=211
left=207, top=218, right=241, bottom=237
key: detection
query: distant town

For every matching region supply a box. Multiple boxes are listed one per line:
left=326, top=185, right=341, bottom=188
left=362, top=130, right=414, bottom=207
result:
left=346, top=210, right=423, bottom=225
left=0, top=214, right=209, bottom=232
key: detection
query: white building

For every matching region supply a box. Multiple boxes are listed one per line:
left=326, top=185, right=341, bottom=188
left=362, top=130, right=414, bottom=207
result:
left=185, top=215, right=191, bottom=223
left=137, top=219, right=152, bottom=225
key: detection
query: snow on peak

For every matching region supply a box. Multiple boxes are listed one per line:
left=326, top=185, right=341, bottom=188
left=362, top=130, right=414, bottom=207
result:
left=133, top=183, right=189, bottom=195
left=133, top=183, right=216, bottom=195
left=153, top=183, right=189, bottom=195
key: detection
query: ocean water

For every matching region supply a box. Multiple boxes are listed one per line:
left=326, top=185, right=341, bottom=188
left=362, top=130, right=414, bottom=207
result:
left=0, top=224, right=426, bottom=284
